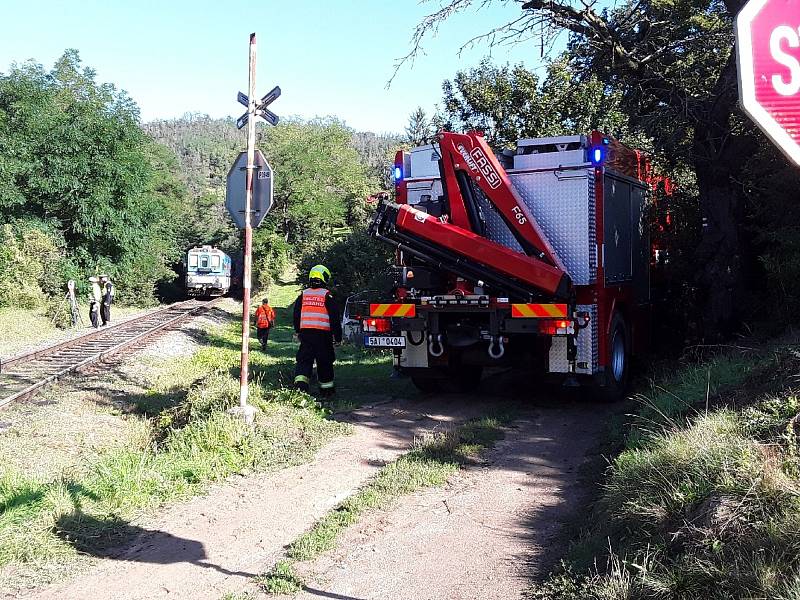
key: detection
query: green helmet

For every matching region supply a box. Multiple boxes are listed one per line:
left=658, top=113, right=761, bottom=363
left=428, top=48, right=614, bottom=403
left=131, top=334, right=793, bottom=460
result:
left=309, top=264, right=332, bottom=285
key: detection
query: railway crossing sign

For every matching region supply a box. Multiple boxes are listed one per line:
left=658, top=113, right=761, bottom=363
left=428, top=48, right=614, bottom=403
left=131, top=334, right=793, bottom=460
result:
left=225, top=150, right=273, bottom=228
left=736, top=0, right=800, bottom=165
left=236, top=85, right=281, bottom=129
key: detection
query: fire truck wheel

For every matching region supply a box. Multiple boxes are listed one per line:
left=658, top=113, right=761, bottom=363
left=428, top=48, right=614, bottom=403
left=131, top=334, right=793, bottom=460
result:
left=597, top=312, right=629, bottom=402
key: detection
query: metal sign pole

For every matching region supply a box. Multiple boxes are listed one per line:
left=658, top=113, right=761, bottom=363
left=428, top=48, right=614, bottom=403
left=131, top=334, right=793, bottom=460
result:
left=239, top=32, right=258, bottom=419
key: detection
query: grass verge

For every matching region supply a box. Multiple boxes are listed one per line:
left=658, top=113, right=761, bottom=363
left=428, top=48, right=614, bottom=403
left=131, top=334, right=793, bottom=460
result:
left=0, top=283, right=405, bottom=588
left=256, top=415, right=510, bottom=594
left=531, top=342, right=800, bottom=599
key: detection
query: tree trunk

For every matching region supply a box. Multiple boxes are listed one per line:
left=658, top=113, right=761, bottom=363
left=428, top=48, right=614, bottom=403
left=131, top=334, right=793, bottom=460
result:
left=693, top=153, right=741, bottom=339
left=690, top=51, right=751, bottom=340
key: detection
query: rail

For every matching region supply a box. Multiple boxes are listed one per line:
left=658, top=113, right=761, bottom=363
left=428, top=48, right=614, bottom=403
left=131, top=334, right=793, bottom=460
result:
left=0, top=298, right=223, bottom=409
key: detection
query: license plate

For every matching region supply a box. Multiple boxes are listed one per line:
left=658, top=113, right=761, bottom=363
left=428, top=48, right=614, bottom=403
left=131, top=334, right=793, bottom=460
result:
left=364, top=335, right=406, bottom=348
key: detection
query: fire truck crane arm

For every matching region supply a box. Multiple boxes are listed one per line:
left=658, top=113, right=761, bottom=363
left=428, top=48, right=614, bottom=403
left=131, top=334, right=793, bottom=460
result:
left=436, top=130, right=568, bottom=274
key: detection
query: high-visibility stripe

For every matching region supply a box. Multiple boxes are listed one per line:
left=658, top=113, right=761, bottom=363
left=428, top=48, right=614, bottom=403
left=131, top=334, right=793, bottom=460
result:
left=369, top=303, right=416, bottom=318
left=319, top=381, right=335, bottom=389
left=300, top=288, right=331, bottom=331
left=510, top=303, right=568, bottom=318
left=294, top=375, right=310, bottom=384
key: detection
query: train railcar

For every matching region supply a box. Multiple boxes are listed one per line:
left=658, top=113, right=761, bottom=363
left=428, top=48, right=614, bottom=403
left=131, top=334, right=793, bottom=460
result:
left=185, top=246, right=232, bottom=297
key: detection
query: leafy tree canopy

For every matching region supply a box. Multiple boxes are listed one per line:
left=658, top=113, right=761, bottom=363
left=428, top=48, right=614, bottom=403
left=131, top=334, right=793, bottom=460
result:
left=438, top=57, right=630, bottom=147
left=0, top=50, right=185, bottom=304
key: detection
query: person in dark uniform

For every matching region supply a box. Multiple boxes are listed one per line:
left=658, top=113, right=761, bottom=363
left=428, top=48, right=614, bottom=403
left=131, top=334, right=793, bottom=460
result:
left=293, top=265, right=341, bottom=397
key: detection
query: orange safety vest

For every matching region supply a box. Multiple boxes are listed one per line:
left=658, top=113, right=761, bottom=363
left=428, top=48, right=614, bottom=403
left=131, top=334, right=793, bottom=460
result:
left=255, top=305, right=275, bottom=329
left=299, top=288, right=331, bottom=331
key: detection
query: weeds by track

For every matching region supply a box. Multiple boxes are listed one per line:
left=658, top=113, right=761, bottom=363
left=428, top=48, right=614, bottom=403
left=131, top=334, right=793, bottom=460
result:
left=0, top=298, right=222, bottom=409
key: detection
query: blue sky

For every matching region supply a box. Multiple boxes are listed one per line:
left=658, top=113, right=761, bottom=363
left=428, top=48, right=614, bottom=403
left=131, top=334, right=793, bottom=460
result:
left=0, top=0, right=551, bottom=134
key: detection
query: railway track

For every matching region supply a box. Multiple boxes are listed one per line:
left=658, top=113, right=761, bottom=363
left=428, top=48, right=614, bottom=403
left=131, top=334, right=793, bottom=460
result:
left=0, top=298, right=222, bottom=409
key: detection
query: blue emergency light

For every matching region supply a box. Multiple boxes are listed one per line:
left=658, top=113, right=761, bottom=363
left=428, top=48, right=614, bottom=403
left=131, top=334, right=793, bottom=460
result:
left=590, top=136, right=611, bottom=165
left=394, top=166, right=402, bottom=181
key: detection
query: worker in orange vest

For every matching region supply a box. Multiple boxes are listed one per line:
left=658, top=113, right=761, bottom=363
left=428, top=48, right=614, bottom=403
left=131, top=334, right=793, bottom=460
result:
left=254, top=297, right=276, bottom=351
left=292, top=265, right=341, bottom=397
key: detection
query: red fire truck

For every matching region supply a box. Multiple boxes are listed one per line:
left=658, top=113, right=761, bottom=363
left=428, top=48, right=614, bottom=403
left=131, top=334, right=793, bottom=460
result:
left=360, top=130, right=650, bottom=400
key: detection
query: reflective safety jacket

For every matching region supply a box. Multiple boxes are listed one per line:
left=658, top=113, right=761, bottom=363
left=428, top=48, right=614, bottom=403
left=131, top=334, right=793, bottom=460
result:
left=255, top=304, right=275, bottom=329
left=293, top=286, right=342, bottom=342
left=299, top=288, right=331, bottom=331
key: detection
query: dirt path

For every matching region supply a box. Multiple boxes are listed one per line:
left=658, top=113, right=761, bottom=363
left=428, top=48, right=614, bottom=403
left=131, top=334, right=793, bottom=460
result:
left=285, top=404, right=610, bottom=600
left=17, top=396, right=492, bottom=600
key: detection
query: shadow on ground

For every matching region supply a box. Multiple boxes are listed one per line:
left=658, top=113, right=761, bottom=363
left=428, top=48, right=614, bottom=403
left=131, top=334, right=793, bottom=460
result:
left=55, top=509, right=254, bottom=578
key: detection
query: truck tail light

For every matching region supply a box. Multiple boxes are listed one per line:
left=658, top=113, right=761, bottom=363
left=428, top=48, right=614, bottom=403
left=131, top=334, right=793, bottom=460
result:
left=539, top=319, right=575, bottom=336
left=363, top=317, right=391, bottom=333
left=394, top=150, right=408, bottom=204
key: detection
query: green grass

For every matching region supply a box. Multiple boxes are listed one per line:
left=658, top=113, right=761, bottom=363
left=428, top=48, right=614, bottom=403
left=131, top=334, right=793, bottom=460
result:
left=628, top=351, right=758, bottom=445
left=220, top=592, right=255, bottom=600
left=531, top=342, right=800, bottom=600
left=0, top=283, right=404, bottom=588
left=257, top=415, right=510, bottom=594
left=256, top=560, right=304, bottom=595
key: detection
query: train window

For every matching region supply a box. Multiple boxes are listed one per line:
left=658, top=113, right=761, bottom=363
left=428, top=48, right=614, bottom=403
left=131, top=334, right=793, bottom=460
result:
left=211, top=255, right=220, bottom=268
left=188, top=255, right=198, bottom=267
left=201, top=256, right=209, bottom=268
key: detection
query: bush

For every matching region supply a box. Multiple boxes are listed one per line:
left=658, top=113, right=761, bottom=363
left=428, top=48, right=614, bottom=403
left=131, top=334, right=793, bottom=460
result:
left=298, top=228, right=394, bottom=298
left=0, top=221, right=70, bottom=308
left=253, top=231, right=292, bottom=290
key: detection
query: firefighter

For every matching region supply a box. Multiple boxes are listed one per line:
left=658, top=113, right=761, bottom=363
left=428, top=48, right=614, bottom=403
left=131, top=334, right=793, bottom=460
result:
left=88, top=276, right=102, bottom=328
left=293, top=264, right=341, bottom=397
left=99, top=275, right=115, bottom=326
left=254, top=297, right=276, bottom=351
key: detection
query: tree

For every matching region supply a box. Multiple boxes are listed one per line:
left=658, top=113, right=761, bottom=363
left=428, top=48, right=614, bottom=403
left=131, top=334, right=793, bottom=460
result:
left=0, top=50, right=185, bottom=304
left=439, top=58, right=630, bottom=147
left=351, top=130, right=404, bottom=190
left=400, top=0, right=762, bottom=337
left=405, top=106, right=433, bottom=146
left=251, top=118, right=375, bottom=287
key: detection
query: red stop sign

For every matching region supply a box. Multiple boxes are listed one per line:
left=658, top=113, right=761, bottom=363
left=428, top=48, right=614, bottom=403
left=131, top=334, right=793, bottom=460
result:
left=736, top=0, right=800, bottom=165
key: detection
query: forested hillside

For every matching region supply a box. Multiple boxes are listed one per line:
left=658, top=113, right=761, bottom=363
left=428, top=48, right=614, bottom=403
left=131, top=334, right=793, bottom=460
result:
left=145, top=114, right=402, bottom=294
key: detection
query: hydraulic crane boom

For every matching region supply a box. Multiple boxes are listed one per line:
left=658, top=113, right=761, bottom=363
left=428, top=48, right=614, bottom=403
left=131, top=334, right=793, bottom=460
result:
left=371, top=200, right=572, bottom=299
left=436, top=131, right=567, bottom=271
left=372, top=130, right=572, bottom=299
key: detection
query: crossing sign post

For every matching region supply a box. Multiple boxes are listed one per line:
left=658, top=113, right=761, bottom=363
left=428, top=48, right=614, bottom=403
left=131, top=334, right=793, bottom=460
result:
left=227, top=33, right=281, bottom=422
left=736, top=0, right=800, bottom=165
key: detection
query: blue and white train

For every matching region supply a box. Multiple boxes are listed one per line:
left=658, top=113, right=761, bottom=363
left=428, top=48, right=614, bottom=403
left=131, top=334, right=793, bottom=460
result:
left=185, top=246, right=232, bottom=297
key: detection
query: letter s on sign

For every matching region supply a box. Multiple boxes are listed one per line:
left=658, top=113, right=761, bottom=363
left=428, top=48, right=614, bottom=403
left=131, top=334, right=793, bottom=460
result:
left=770, top=25, right=800, bottom=97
